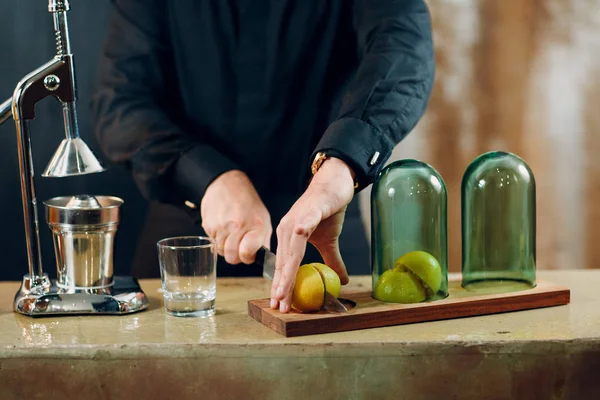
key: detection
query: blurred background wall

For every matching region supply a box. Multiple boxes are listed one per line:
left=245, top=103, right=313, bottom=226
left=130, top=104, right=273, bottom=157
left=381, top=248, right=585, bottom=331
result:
left=0, top=0, right=598, bottom=281
left=359, top=0, right=600, bottom=272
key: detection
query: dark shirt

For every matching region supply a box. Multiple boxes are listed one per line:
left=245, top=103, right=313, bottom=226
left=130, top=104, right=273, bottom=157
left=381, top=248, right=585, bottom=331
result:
left=91, top=0, right=435, bottom=223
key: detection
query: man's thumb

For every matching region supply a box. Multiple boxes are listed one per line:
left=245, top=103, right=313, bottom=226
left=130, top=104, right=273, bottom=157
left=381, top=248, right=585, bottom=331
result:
left=317, top=241, right=349, bottom=285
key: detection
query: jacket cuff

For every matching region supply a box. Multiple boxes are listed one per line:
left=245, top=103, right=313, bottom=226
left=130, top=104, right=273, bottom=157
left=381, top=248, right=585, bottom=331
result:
left=172, top=144, right=240, bottom=213
left=311, top=117, right=394, bottom=191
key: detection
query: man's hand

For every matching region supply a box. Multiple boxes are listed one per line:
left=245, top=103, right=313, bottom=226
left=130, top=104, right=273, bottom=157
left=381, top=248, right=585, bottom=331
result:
left=201, top=170, right=272, bottom=264
left=270, top=157, right=355, bottom=312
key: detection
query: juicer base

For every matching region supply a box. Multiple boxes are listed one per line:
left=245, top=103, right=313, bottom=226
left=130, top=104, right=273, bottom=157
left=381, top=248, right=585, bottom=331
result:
left=13, top=274, right=150, bottom=316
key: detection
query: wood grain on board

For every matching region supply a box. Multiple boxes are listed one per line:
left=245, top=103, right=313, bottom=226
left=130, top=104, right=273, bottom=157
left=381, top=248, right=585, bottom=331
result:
left=248, top=278, right=570, bottom=337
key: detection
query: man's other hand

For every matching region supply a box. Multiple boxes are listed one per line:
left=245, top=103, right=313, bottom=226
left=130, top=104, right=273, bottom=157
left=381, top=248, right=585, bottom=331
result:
left=201, top=170, right=272, bottom=265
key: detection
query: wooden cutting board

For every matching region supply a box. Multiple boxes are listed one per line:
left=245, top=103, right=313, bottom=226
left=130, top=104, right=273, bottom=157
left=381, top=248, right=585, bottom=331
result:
left=247, top=277, right=570, bottom=337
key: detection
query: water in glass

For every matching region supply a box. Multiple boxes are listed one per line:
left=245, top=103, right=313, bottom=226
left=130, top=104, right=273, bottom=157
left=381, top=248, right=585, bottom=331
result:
left=157, top=237, right=216, bottom=317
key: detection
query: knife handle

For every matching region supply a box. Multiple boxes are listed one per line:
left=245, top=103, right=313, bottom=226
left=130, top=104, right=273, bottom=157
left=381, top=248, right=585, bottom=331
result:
left=256, top=246, right=267, bottom=266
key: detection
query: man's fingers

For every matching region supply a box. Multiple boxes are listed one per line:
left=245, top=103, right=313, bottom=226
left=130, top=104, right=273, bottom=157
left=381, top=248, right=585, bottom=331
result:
left=270, top=244, right=285, bottom=309
left=279, top=290, right=294, bottom=314
left=272, top=207, right=324, bottom=313
left=215, top=229, right=229, bottom=257
left=277, top=238, right=307, bottom=313
left=276, top=257, right=298, bottom=313
left=263, top=228, right=276, bottom=309
left=271, top=218, right=290, bottom=309
left=270, top=266, right=282, bottom=309
left=263, top=231, right=271, bottom=250
left=295, top=207, right=322, bottom=239
left=273, top=215, right=294, bottom=308
left=201, top=221, right=216, bottom=241
left=223, top=229, right=245, bottom=264
left=276, top=219, right=311, bottom=313
left=238, top=229, right=267, bottom=264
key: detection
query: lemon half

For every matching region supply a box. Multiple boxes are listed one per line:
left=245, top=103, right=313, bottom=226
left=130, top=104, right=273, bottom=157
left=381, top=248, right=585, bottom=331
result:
left=374, top=250, right=442, bottom=303
left=291, top=263, right=341, bottom=312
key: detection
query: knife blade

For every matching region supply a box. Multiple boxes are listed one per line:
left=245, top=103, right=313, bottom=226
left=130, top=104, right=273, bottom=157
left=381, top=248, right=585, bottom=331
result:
left=256, top=246, right=276, bottom=281
left=255, top=246, right=348, bottom=313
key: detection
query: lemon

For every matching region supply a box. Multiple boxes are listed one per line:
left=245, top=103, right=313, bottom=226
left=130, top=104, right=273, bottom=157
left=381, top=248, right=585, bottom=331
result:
left=311, top=262, right=341, bottom=298
left=394, top=250, right=442, bottom=294
left=291, top=263, right=341, bottom=312
left=374, top=268, right=426, bottom=303
left=291, top=264, right=325, bottom=312
left=373, top=250, right=442, bottom=303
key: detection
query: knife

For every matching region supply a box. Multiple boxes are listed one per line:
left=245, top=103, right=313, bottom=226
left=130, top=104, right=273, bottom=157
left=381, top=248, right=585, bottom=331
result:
left=255, top=246, right=348, bottom=313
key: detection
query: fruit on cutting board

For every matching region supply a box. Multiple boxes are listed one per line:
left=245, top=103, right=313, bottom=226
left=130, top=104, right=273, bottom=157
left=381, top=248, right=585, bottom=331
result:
left=374, top=268, right=427, bottom=303
left=374, top=250, right=442, bottom=303
left=311, top=262, right=342, bottom=298
left=292, top=263, right=341, bottom=312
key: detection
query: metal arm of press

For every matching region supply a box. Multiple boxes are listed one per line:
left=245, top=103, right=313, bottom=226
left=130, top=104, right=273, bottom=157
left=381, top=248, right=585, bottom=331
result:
left=0, top=97, right=10, bottom=125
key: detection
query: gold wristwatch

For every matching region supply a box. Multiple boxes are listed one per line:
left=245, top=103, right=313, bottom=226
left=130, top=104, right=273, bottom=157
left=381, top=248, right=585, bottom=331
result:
left=311, top=152, right=359, bottom=189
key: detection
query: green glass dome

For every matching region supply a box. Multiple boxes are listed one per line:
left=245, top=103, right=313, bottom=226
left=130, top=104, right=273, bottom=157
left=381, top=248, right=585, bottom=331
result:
left=461, top=151, right=536, bottom=291
left=371, top=160, right=448, bottom=303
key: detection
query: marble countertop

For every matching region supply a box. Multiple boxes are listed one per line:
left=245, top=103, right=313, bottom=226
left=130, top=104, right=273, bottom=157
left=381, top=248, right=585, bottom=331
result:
left=0, top=271, right=598, bottom=399
left=0, top=271, right=598, bottom=354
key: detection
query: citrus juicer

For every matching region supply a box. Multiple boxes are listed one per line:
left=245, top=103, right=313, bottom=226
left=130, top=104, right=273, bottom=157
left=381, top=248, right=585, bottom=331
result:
left=0, top=0, right=148, bottom=316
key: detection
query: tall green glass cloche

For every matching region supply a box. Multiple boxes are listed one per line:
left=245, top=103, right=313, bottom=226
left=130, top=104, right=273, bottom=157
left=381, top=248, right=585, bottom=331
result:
left=371, top=160, right=448, bottom=303
left=461, top=151, right=536, bottom=291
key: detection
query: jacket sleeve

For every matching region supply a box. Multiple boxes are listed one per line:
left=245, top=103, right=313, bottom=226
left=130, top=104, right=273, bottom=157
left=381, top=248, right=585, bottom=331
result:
left=90, top=0, right=239, bottom=211
left=311, top=0, right=435, bottom=191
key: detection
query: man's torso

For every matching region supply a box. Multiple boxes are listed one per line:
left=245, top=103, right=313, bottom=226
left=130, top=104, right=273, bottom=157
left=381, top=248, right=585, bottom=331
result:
left=163, top=0, right=359, bottom=198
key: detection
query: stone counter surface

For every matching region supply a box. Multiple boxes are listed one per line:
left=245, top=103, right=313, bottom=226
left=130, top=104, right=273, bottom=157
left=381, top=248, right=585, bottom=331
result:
left=0, top=271, right=599, bottom=399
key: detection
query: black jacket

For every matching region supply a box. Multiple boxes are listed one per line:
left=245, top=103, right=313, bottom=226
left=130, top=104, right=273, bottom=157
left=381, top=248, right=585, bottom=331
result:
left=91, top=0, right=435, bottom=223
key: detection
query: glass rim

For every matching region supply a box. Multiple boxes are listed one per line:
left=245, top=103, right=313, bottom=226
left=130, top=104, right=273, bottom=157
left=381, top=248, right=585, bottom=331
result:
left=156, top=236, right=215, bottom=250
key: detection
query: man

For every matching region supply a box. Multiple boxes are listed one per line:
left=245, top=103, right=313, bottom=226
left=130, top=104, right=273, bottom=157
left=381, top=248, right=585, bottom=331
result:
left=91, top=0, right=435, bottom=313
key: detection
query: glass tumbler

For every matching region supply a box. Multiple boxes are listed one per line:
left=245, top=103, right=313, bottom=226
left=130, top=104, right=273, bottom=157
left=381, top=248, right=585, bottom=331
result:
left=157, top=236, right=217, bottom=317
